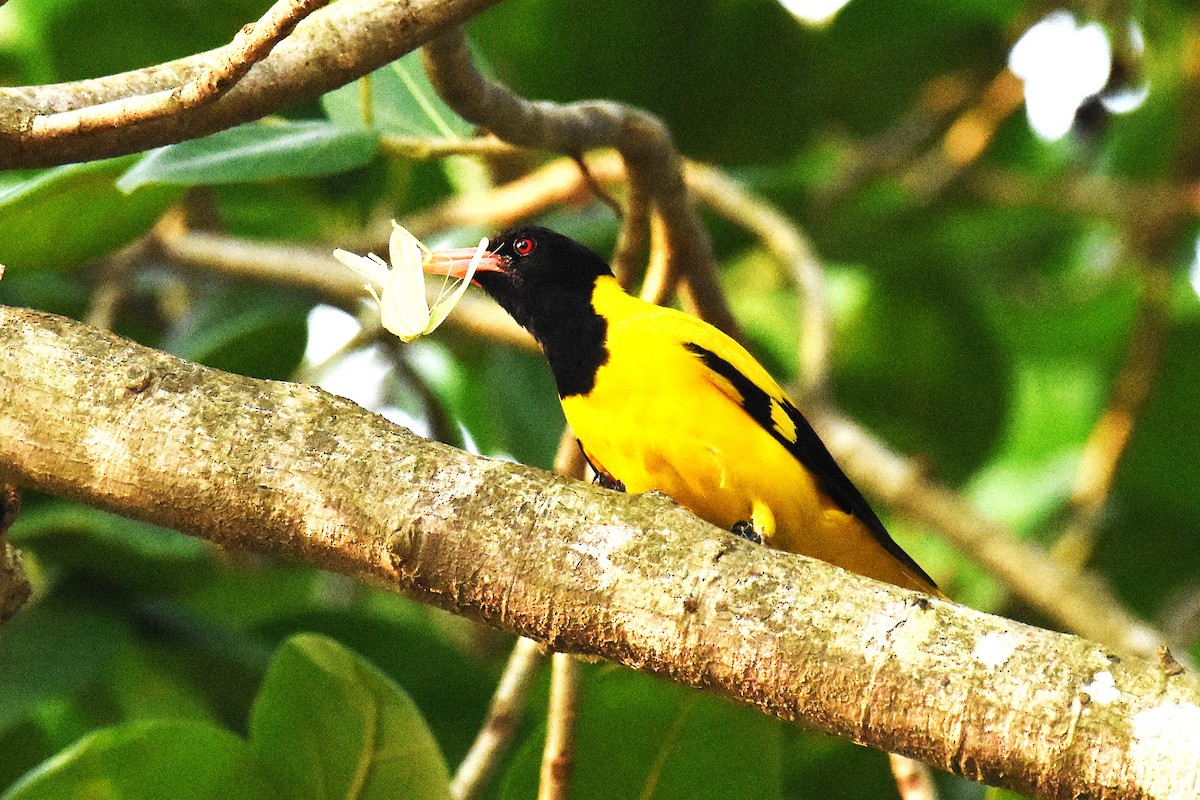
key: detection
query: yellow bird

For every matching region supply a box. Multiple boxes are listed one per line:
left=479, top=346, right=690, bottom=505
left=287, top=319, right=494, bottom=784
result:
left=426, top=226, right=938, bottom=594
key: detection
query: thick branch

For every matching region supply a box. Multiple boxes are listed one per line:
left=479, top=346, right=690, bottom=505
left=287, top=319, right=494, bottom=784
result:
left=0, top=0, right=501, bottom=168
left=1, top=306, right=1198, bottom=799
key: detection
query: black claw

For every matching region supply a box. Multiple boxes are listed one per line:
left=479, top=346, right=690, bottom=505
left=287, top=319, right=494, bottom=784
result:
left=593, top=471, right=626, bottom=492
left=579, top=439, right=625, bottom=492
left=731, top=520, right=762, bottom=544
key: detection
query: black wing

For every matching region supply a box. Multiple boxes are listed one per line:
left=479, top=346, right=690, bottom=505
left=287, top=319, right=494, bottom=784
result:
left=683, top=342, right=936, bottom=589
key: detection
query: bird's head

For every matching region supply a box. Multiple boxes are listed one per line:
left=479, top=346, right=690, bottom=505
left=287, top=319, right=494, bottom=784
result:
left=425, top=225, right=614, bottom=338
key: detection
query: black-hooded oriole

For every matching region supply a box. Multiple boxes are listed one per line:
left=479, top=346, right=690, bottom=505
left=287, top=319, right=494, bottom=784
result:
left=426, top=226, right=938, bottom=595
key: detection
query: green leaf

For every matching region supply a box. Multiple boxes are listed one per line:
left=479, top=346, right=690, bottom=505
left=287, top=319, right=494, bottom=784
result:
left=254, top=609, right=496, bottom=765
left=11, top=504, right=211, bottom=591
left=117, top=122, right=380, bottom=191
left=162, top=283, right=311, bottom=381
left=102, top=645, right=221, bottom=726
left=502, top=668, right=782, bottom=800
left=322, top=51, right=474, bottom=138
left=1, top=720, right=281, bottom=800
left=0, top=596, right=132, bottom=734
left=249, top=633, right=453, bottom=800
left=0, top=158, right=179, bottom=272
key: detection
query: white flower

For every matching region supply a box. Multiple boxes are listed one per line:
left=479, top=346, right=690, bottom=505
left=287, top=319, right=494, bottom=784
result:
left=334, top=222, right=488, bottom=342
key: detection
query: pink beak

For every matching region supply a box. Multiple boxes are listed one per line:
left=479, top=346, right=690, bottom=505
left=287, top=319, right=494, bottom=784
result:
left=423, top=247, right=505, bottom=281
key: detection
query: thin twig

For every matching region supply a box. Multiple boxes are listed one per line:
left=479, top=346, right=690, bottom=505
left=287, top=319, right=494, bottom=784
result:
left=380, top=134, right=522, bottom=160
left=817, top=72, right=973, bottom=208
left=1052, top=265, right=1171, bottom=571
left=451, top=637, right=547, bottom=800
left=539, top=652, right=582, bottom=800
left=31, top=0, right=330, bottom=138
left=889, top=753, right=940, bottom=800
left=902, top=69, right=1025, bottom=201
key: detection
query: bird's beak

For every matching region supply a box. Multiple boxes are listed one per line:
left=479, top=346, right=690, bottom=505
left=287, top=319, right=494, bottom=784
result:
left=423, top=246, right=506, bottom=282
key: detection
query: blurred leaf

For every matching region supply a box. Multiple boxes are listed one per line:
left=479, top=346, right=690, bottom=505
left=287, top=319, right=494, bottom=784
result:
left=0, top=596, right=131, bottom=734
left=322, top=51, right=474, bottom=138
left=0, top=158, right=179, bottom=272
left=827, top=266, right=1009, bottom=483
left=162, top=282, right=311, bottom=380
left=181, top=562, right=327, bottom=630
left=0, top=272, right=90, bottom=318
left=35, top=0, right=268, bottom=82
left=117, top=122, right=380, bottom=191
left=502, top=668, right=781, bottom=800
left=1, top=719, right=280, bottom=800
left=254, top=610, right=495, bottom=765
left=423, top=341, right=566, bottom=467
left=102, top=645, right=220, bottom=725
left=1100, top=315, right=1200, bottom=614
left=781, top=727, right=902, bottom=800
left=11, top=504, right=211, bottom=591
left=249, top=633, right=453, bottom=800
left=0, top=719, right=57, bottom=796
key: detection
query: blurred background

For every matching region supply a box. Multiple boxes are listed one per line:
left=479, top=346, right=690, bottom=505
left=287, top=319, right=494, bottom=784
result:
left=1, top=0, right=1197, bottom=798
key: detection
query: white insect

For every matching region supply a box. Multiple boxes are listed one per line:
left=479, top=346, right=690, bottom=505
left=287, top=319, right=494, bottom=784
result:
left=334, top=222, right=488, bottom=342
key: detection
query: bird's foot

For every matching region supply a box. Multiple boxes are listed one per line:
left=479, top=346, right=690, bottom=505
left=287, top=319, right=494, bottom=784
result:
left=592, top=471, right=626, bottom=492
left=731, top=520, right=762, bottom=545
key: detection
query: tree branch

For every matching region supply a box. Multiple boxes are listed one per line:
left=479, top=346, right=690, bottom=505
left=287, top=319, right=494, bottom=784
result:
left=28, top=0, right=330, bottom=140
left=451, top=637, right=546, bottom=800
left=0, top=0, right=501, bottom=168
left=2, top=306, right=1198, bottom=800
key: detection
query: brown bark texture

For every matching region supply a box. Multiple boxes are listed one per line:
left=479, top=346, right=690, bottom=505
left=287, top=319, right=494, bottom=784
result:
left=0, top=305, right=1198, bottom=800
left=0, top=0, right=501, bottom=168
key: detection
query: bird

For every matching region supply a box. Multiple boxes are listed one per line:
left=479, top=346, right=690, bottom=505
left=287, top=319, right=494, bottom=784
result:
left=424, top=225, right=939, bottom=595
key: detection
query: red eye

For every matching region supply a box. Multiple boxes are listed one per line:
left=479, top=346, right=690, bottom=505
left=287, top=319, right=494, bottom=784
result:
left=512, top=236, right=536, bottom=256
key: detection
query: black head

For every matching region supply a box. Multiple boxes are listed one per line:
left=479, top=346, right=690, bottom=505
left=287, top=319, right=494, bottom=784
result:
left=477, top=226, right=614, bottom=340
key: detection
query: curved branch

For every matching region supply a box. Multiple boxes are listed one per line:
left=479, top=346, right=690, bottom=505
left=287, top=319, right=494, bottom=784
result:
left=421, top=29, right=740, bottom=339
left=0, top=0, right=502, bottom=168
left=2, top=306, right=1199, bottom=800
left=29, top=0, right=330, bottom=139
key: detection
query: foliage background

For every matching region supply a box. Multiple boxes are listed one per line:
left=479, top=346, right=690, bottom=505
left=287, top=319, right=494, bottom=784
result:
left=1, top=0, right=1198, bottom=798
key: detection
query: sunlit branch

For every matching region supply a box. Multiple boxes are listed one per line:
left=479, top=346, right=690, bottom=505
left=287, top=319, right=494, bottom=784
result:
left=811, top=407, right=1175, bottom=662
left=451, top=637, right=546, bottom=800
left=3, top=307, right=1199, bottom=799
left=0, top=0, right=502, bottom=168
left=30, top=0, right=328, bottom=140
left=151, top=154, right=1179, bottom=659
